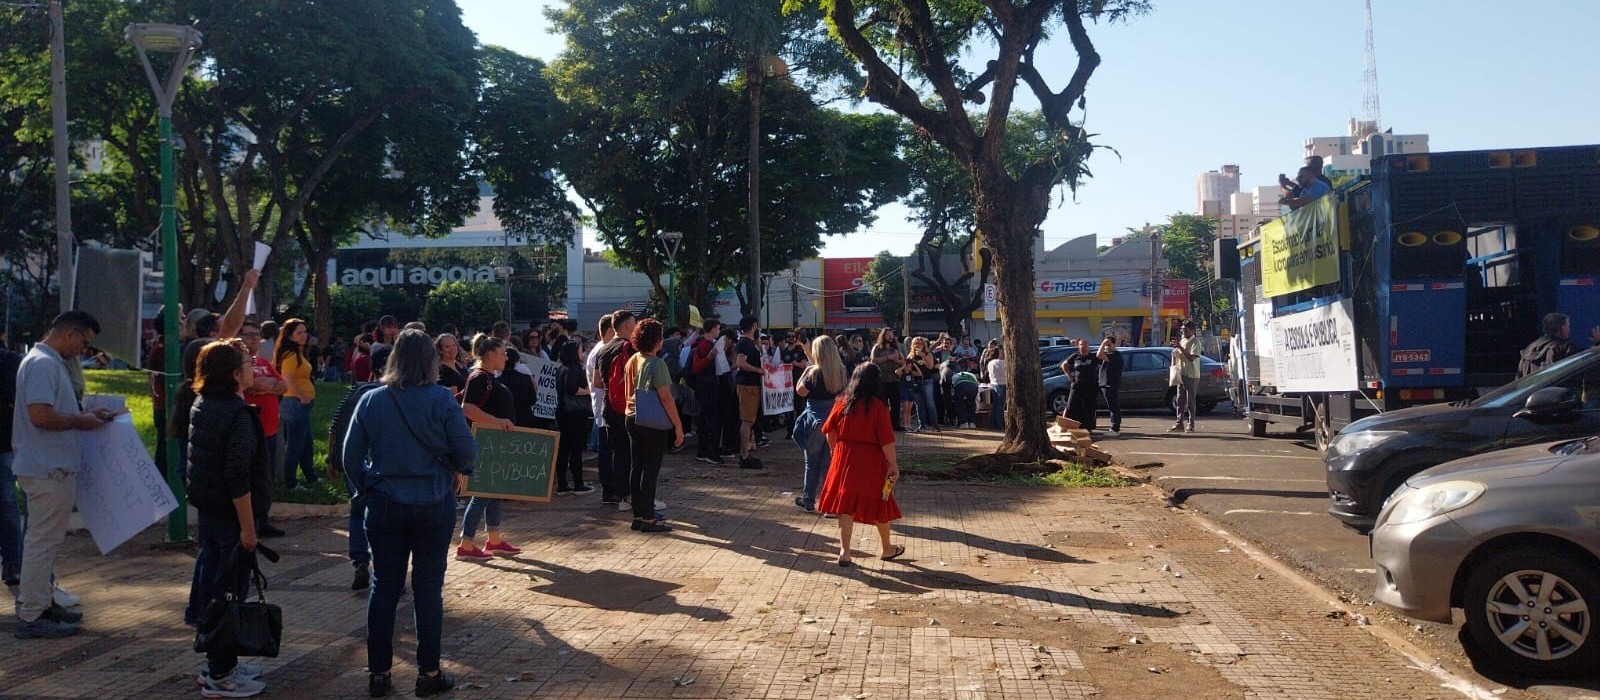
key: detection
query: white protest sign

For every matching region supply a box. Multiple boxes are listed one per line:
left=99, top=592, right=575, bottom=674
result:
left=1269, top=299, right=1358, bottom=393
left=244, top=242, right=270, bottom=315
left=528, top=354, right=563, bottom=421
left=76, top=414, right=179, bottom=555
left=761, top=357, right=793, bottom=416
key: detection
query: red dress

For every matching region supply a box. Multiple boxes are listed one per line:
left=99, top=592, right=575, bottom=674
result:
left=816, top=398, right=902, bottom=524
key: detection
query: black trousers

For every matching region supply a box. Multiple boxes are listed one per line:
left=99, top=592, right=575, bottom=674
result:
left=694, top=376, right=721, bottom=458
left=604, top=411, right=631, bottom=500
left=556, top=414, right=591, bottom=489
left=626, top=416, right=670, bottom=520
left=719, top=379, right=740, bottom=453
left=880, top=380, right=902, bottom=427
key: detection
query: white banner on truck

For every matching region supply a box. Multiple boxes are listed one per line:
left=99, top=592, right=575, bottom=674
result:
left=1269, top=300, right=1358, bottom=392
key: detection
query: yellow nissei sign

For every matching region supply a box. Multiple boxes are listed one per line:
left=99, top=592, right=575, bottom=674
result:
left=1261, top=195, right=1340, bottom=297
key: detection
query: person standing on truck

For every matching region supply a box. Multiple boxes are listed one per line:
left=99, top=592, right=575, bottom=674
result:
left=1169, top=321, right=1202, bottom=434
left=1279, top=166, right=1332, bottom=210
left=1516, top=313, right=1579, bottom=379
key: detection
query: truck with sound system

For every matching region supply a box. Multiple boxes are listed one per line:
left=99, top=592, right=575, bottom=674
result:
left=1225, top=144, right=1600, bottom=450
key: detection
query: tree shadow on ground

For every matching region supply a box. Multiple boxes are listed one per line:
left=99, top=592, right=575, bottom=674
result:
left=873, top=559, right=1183, bottom=619
left=893, top=524, right=1092, bottom=564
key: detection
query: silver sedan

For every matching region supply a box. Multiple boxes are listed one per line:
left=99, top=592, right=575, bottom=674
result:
left=1370, top=436, right=1600, bottom=677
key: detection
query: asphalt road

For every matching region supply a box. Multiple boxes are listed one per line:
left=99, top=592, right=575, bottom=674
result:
left=1097, top=403, right=1600, bottom=700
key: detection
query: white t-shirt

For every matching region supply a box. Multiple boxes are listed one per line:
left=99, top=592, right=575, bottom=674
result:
left=586, top=338, right=608, bottom=427
left=987, top=358, right=1008, bottom=387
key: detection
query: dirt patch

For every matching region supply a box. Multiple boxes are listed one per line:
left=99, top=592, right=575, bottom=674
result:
left=858, top=598, right=1244, bottom=699
left=924, top=455, right=1066, bottom=480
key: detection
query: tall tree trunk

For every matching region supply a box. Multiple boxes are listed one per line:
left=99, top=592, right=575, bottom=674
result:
left=976, top=190, right=1052, bottom=461
left=743, top=60, right=764, bottom=319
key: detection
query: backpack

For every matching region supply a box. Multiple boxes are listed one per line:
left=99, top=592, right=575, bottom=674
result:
left=326, top=381, right=381, bottom=475
left=603, top=340, right=637, bottom=416
left=689, top=337, right=717, bottom=377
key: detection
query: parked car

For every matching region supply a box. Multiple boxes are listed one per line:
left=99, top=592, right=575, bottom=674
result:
left=1039, top=346, right=1075, bottom=380
left=1370, top=435, right=1600, bottom=677
left=1038, top=336, right=1074, bottom=349
left=1325, top=348, right=1600, bottom=531
left=1042, top=346, right=1229, bottom=416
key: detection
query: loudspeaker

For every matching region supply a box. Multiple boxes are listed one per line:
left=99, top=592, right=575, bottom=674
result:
left=1214, top=238, right=1241, bottom=280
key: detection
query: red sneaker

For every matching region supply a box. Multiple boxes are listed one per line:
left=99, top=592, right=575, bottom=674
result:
left=455, top=544, right=492, bottom=562
left=484, top=540, right=522, bottom=557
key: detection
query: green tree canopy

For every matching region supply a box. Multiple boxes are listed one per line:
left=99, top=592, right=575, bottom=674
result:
left=806, top=0, right=1148, bottom=459
left=547, top=0, right=908, bottom=325
left=422, top=281, right=503, bottom=336
left=863, top=251, right=905, bottom=332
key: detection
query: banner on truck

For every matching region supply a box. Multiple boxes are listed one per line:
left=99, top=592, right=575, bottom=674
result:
left=1269, top=300, right=1358, bottom=392
left=1261, top=195, right=1339, bottom=298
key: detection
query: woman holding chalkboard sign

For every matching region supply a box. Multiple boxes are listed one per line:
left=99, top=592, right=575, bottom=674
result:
left=341, top=329, right=477, bottom=698
left=455, top=335, right=522, bottom=562
left=624, top=319, right=684, bottom=533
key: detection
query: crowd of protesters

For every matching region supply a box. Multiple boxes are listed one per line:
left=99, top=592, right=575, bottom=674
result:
left=5, top=281, right=1049, bottom=698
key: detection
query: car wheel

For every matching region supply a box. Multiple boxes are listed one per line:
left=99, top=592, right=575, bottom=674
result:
left=1462, top=549, right=1600, bottom=677
left=1164, top=388, right=1177, bottom=416
left=1312, top=399, right=1333, bottom=452
left=1048, top=391, right=1069, bottom=417
left=1196, top=402, right=1216, bottom=414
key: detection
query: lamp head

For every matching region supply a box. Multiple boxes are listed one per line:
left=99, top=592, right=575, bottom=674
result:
left=124, top=23, right=203, bottom=53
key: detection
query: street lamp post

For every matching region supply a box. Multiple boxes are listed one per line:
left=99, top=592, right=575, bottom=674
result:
left=657, top=231, right=683, bottom=326
left=490, top=257, right=514, bottom=322
left=126, top=22, right=201, bottom=542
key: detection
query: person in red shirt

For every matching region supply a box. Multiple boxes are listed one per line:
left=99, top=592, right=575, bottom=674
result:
left=239, top=319, right=288, bottom=538
left=350, top=333, right=374, bottom=383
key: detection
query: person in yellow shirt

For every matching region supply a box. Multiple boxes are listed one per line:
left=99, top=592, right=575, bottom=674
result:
left=274, top=318, right=320, bottom=488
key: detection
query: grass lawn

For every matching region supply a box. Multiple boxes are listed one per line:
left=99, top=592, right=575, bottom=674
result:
left=83, top=369, right=349, bottom=504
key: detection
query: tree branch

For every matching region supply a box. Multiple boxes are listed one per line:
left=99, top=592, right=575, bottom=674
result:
left=825, top=0, right=971, bottom=159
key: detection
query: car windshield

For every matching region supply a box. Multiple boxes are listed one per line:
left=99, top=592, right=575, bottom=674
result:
left=1473, top=348, right=1600, bottom=409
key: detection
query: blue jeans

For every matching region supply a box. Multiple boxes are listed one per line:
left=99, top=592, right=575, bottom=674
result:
left=989, top=385, right=1008, bottom=429
left=1100, top=385, right=1123, bottom=432
left=364, top=491, right=454, bottom=676
left=459, top=498, right=502, bottom=539
left=800, top=428, right=831, bottom=507
left=343, top=470, right=370, bottom=568
left=0, top=452, right=20, bottom=581
left=187, top=513, right=250, bottom=677
left=914, top=380, right=939, bottom=430
left=279, top=397, right=318, bottom=487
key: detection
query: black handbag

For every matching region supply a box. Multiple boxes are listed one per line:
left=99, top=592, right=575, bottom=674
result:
left=194, top=544, right=282, bottom=658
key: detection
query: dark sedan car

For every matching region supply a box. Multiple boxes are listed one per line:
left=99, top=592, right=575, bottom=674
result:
left=1042, top=347, right=1229, bottom=416
left=1326, top=347, right=1600, bottom=531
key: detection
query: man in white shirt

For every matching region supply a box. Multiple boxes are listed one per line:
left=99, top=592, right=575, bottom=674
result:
left=985, top=347, right=1007, bottom=431
left=586, top=314, right=615, bottom=489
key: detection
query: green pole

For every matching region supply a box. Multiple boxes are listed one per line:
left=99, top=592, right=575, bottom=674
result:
left=160, top=113, right=187, bottom=541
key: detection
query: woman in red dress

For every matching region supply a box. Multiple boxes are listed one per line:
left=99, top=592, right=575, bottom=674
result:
left=817, top=362, right=904, bottom=566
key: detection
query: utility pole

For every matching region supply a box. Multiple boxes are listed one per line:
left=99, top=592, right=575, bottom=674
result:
left=789, top=266, right=799, bottom=331
left=901, top=258, right=911, bottom=336
left=1148, top=229, right=1163, bottom=346
left=49, top=0, right=74, bottom=311
left=746, top=62, right=764, bottom=322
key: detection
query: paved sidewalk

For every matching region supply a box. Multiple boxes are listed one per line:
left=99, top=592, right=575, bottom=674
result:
left=2, top=434, right=1502, bottom=699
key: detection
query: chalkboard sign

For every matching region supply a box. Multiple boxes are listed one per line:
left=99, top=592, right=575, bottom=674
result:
left=463, top=425, right=560, bottom=503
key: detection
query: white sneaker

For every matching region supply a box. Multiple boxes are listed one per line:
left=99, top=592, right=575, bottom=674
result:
left=52, top=586, right=80, bottom=609
left=618, top=499, right=631, bottom=512
left=1104, top=430, right=1120, bottom=437
left=654, top=499, right=667, bottom=509
left=199, top=669, right=266, bottom=698
left=198, top=663, right=262, bottom=686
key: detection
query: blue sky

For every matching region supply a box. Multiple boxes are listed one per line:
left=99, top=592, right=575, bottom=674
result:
left=458, top=0, right=1600, bottom=260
